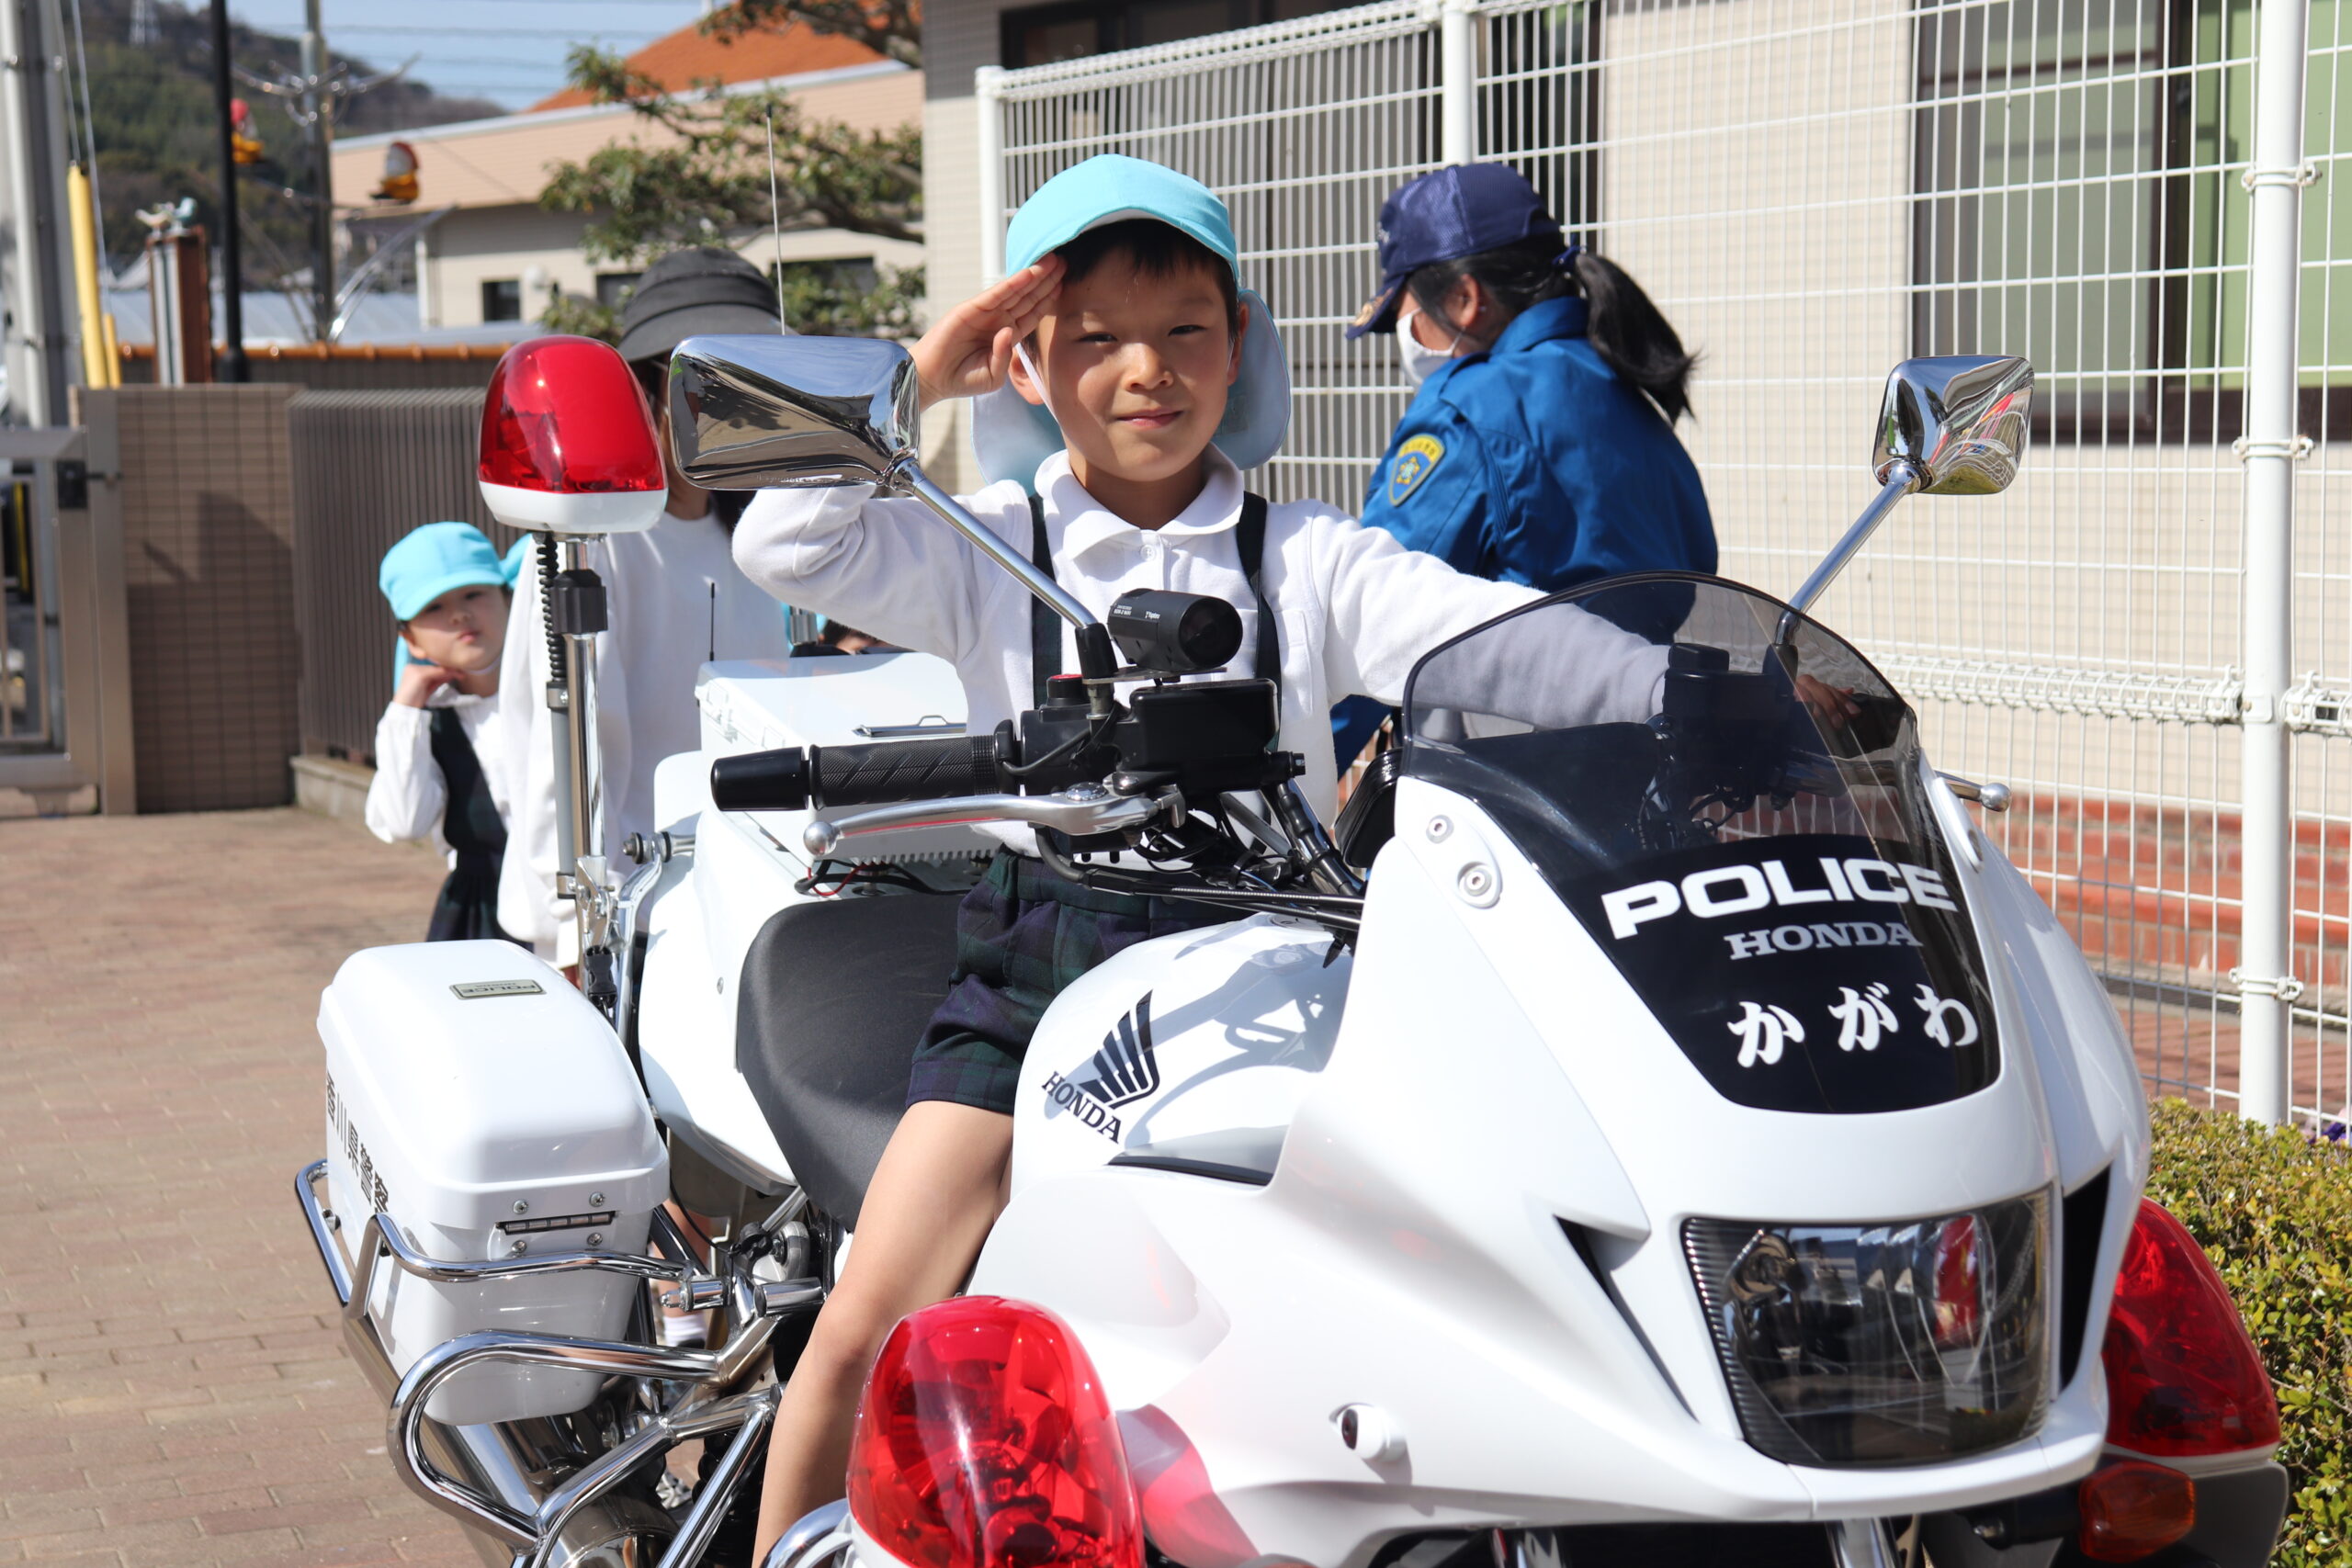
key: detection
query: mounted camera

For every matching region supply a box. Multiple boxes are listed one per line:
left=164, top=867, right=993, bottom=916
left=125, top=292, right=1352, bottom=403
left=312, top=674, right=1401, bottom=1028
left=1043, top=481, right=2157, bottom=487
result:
left=1106, top=590, right=1242, bottom=676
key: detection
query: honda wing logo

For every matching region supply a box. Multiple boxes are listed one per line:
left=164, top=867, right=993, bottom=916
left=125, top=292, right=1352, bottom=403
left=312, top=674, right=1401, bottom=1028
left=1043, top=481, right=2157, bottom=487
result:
left=1080, top=995, right=1160, bottom=1107
left=1042, top=994, right=1160, bottom=1142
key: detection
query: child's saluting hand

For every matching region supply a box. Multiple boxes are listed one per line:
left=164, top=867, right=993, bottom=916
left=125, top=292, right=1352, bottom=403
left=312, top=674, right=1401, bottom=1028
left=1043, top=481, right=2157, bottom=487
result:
left=910, top=255, right=1065, bottom=410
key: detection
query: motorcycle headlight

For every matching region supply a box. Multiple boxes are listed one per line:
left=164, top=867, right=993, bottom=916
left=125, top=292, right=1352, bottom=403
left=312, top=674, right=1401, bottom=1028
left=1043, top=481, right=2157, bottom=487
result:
left=1683, top=1192, right=2050, bottom=1467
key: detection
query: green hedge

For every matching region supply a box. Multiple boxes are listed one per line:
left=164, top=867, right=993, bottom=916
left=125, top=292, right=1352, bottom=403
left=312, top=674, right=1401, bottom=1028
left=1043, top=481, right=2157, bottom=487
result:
left=2146, top=1099, right=2352, bottom=1567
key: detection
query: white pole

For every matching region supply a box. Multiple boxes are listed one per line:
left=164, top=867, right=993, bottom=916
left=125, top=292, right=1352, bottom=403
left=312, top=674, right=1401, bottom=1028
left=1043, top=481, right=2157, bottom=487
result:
left=2234, top=0, right=2312, bottom=1125
left=1439, top=0, right=1475, bottom=167
left=976, top=65, right=1006, bottom=286
left=0, top=0, right=64, bottom=423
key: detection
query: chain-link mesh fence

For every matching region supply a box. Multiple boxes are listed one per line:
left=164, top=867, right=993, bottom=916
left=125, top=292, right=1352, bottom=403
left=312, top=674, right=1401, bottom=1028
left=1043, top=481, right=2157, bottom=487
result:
left=989, top=0, right=2348, bottom=1122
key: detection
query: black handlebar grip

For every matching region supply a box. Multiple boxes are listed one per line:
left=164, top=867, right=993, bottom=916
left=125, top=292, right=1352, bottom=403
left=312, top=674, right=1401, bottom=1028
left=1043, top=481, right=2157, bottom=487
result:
left=709, top=747, right=813, bottom=812
left=810, top=734, right=1003, bottom=808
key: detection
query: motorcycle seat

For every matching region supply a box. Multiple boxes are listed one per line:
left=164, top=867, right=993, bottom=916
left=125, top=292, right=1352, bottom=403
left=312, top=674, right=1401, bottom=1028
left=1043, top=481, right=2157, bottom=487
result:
left=733, top=893, right=963, bottom=1228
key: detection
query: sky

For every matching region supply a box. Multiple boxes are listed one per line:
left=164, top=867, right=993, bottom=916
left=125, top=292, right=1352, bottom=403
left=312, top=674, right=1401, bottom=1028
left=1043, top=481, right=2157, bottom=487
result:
left=227, top=0, right=714, bottom=114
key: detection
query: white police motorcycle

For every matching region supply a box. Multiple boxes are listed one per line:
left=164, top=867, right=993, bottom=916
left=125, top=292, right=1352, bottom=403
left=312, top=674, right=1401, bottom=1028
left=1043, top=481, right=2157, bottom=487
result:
left=298, top=339, right=2288, bottom=1568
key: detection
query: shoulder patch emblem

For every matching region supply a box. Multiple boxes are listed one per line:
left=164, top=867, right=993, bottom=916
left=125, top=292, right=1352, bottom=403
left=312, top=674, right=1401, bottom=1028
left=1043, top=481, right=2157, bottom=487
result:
left=1387, top=434, right=1445, bottom=506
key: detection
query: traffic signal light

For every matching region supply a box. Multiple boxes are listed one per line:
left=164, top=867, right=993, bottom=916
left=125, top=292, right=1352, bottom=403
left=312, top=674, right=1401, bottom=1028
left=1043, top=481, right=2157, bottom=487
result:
left=229, top=96, right=263, bottom=165
left=373, top=140, right=419, bottom=204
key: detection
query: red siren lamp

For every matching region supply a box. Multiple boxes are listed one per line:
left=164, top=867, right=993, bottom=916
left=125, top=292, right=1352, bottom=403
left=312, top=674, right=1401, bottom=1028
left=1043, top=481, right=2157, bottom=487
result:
left=848, top=1296, right=1143, bottom=1568
left=477, top=335, right=667, bottom=536
left=2100, top=1198, right=2279, bottom=1459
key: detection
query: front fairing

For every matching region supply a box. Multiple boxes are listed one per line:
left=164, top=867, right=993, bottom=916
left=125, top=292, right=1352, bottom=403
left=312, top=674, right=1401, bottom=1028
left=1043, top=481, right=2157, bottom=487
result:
left=1404, top=575, right=1998, bottom=1115
left=972, top=581, right=2149, bottom=1567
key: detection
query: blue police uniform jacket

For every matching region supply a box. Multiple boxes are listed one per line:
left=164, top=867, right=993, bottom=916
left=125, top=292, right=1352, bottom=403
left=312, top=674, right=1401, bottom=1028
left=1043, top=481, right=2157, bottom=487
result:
left=1362, top=294, right=1714, bottom=590
left=1335, top=294, right=1717, bottom=762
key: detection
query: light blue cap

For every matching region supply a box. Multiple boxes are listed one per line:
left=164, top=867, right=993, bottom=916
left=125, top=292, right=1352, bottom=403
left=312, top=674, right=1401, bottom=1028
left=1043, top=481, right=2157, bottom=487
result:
left=381, top=522, right=506, bottom=622
left=501, top=534, right=530, bottom=589
left=973, top=155, right=1291, bottom=491
left=1004, top=154, right=1239, bottom=276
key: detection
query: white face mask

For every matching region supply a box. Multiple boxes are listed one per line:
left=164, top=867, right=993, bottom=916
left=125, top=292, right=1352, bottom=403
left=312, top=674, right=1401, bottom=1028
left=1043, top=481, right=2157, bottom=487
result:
left=1396, top=303, right=1466, bottom=388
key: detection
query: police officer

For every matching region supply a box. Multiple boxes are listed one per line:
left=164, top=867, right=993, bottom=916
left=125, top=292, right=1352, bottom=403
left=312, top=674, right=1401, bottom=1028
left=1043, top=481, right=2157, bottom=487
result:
left=1334, top=164, right=1716, bottom=763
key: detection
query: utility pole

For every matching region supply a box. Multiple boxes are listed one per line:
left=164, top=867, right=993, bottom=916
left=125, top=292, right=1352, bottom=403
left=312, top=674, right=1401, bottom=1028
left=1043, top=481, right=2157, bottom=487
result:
left=242, top=13, right=404, bottom=344
left=209, top=0, right=245, bottom=380
left=300, top=0, right=333, bottom=344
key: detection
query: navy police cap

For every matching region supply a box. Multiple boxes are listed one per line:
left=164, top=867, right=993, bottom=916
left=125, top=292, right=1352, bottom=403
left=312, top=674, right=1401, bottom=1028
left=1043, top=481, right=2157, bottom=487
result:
left=1348, top=163, right=1563, bottom=340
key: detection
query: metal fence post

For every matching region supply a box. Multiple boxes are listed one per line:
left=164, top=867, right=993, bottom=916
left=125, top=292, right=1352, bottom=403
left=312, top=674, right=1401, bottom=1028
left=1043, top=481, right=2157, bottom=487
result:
left=1439, top=0, right=1476, bottom=165
left=977, top=66, right=1007, bottom=287
left=2234, top=0, right=2314, bottom=1125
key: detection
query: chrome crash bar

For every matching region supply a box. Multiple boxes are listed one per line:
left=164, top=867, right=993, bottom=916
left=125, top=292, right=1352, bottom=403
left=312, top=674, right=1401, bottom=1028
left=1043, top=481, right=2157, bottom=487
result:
left=802, top=785, right=1170, bottom=858
left=295, top=1162, right=778, bottom=1561
left=390, top=1331, right=775, bottom=1552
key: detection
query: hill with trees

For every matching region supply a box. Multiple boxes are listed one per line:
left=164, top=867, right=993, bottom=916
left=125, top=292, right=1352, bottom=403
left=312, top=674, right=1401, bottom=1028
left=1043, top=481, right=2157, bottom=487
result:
left=76, top=0, right=498, bottom=277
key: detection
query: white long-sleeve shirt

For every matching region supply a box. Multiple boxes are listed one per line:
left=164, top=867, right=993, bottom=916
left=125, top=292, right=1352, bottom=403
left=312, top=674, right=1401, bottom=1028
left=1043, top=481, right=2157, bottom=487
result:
left=731, top=447, right=1668, bottom=840
left=363, top=684, right=514, bottom=864
left=498, top=507, right=794, bottom=952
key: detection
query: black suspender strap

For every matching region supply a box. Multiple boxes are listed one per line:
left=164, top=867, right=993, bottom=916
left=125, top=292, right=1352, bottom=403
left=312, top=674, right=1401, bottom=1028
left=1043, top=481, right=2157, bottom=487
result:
left=1235, top=491, right=1277, bottom=686
left=1029, top=492, right=1060, bottom=709
left=1027, top=489, right=1281, bottom=708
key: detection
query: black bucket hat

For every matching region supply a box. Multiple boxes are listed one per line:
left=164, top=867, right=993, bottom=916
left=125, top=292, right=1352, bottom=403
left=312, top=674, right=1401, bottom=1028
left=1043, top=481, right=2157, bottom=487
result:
left=615, top=246, right=784, bottom=365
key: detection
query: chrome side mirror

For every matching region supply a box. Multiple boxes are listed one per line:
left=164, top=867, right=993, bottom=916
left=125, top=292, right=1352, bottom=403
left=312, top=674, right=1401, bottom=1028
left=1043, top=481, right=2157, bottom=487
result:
left=667, top=334, right=922, bottom=491
left=1873, top=355, right=2032, bottom=496
left=1786, top=354, right=2034, bottom=619
left=662, top=333, right=1122, bottom=696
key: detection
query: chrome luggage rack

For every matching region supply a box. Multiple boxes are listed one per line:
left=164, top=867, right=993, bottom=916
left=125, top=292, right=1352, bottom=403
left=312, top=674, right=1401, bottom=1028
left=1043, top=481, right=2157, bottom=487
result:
left=296, top=1160, right=812, bottom=1568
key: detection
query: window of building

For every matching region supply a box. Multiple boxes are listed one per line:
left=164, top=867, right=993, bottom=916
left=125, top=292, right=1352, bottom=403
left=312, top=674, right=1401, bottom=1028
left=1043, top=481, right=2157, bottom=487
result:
left=1910, top=0, right=2349, bottom=440
left=595, top=272, right=641, bottom=310
left=1001, top=0, right=1353, bottom=68
left=481, top=278, right=522, bottom=322
left=1911, top=2, right=2166, bottom=436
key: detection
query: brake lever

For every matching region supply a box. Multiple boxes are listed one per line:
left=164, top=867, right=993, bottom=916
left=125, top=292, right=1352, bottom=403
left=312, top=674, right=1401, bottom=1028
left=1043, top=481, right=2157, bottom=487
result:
left=802, top=786, right=1173, bottom=857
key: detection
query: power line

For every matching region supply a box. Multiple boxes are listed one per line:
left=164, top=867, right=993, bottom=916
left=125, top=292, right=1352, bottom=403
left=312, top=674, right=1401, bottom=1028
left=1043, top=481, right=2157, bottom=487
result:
left=377, top=54, right=583, bottom=69
left=328, top=24, right=670, bottom=39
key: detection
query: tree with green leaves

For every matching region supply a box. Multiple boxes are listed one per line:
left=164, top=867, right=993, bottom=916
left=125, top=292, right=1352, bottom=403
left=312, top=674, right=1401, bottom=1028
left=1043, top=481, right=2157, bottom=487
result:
left=537, top=43, right=922, bottom=341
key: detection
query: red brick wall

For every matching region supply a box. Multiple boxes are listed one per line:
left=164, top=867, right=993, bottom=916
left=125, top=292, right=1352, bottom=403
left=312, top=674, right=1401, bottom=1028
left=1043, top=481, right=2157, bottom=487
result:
left=1987, top=794, right=2352, bottom=1013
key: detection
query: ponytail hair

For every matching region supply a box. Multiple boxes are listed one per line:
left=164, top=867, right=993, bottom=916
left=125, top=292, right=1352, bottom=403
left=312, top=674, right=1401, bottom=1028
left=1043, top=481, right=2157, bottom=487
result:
left=1405, top=239, right=1698, bottom=423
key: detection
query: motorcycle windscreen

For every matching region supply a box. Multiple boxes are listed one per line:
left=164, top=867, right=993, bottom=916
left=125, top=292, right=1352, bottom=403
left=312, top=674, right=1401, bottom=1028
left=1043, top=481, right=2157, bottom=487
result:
left=1401, top=574, right=1996, bottom=1114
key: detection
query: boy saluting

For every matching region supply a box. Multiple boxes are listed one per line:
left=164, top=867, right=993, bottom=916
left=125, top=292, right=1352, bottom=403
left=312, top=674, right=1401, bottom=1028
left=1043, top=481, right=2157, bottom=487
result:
left=733, top=156, right=1664, bottom=1551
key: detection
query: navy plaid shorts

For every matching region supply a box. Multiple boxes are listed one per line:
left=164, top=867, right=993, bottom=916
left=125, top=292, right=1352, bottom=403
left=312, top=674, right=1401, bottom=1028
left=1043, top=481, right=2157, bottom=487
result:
left=908, top=850, right=1216, bottom=1115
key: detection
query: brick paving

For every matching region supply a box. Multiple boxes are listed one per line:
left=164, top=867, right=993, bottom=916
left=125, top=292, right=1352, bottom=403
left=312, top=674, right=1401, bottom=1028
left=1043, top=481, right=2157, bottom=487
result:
left=0, top=809, right=478, bottom=1568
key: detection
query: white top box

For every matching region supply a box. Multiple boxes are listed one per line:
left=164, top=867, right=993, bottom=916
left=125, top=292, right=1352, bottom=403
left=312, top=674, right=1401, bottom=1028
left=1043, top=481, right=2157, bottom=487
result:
left=319, top=941, right=666, bottom=1233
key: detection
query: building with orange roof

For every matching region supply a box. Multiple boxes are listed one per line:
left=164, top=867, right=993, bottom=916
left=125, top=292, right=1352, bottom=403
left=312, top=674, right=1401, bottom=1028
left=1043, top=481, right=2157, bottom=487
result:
left=331, top=8, right=922, bottom=333
left=530, top=15, right=897, bottom=113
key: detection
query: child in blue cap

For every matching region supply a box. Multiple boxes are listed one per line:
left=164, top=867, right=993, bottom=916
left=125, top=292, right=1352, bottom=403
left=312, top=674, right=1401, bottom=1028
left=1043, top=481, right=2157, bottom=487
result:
left=364, top=522, right=523, bottom=945
left=735, top=154, right=1667, bottom=1546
